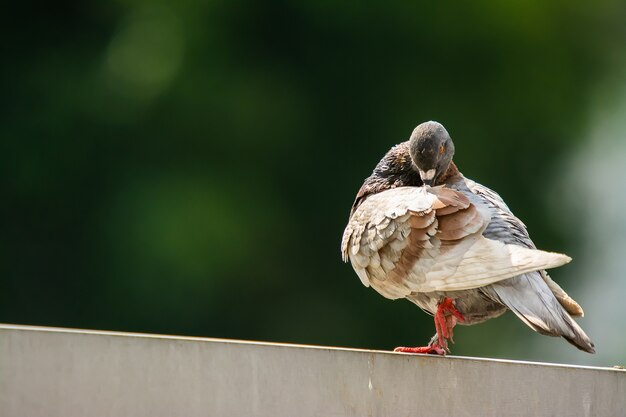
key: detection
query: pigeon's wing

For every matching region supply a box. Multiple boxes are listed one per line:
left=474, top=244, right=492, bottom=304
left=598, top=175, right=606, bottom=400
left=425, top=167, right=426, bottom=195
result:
left=465, top=179, right=584, bottom=317
left=341, top=186, right=571, bottom=300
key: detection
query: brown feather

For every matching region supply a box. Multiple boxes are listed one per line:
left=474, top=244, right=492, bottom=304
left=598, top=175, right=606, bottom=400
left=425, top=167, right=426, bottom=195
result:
left=437, top=205, right=484, bottom=241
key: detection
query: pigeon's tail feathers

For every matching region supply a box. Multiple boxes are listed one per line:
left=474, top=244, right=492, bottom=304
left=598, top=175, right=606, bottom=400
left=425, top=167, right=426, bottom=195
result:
left=487, top=273, right=595, bottom=354
left=541, top=271, right=585, bottom=317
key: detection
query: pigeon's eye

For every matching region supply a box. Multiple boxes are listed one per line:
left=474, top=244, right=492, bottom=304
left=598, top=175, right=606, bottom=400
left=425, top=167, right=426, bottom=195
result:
left=439, top=145, right=445, bottom=155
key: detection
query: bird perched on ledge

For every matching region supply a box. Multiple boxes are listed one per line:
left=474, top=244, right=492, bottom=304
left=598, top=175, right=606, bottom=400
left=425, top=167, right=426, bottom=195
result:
left=341, top=121, right=594, bottom=355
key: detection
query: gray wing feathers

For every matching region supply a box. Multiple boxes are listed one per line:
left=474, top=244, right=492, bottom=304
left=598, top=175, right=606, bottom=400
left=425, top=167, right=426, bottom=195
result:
left=463, top=179, right=534, bottom=247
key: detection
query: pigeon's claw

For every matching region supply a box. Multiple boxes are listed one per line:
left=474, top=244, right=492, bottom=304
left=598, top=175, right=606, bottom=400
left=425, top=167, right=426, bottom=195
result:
left=393, top=345, right=447, bottom=356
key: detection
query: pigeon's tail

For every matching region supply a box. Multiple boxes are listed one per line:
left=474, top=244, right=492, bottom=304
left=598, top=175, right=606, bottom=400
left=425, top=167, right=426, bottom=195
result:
left=486, top=273, right=595, bottom=354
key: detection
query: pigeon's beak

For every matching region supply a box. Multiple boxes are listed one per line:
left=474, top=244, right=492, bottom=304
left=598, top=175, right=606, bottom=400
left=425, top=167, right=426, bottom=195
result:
left=419, top=169, right=436, bottom=187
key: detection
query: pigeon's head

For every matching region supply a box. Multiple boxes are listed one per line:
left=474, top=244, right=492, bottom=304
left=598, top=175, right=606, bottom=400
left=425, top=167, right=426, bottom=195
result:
left=408, top=121, right=455, bottom=186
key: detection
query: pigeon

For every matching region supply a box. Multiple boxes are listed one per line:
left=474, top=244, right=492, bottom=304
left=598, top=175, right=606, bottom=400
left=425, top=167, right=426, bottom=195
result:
left=341, top=121, right=595, bottom=355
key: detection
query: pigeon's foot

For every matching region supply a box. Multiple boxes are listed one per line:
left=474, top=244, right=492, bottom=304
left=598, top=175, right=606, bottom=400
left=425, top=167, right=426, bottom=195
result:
left=394, top=297, right=465, bottom=356
left=393, top=344, right=447, bottom=355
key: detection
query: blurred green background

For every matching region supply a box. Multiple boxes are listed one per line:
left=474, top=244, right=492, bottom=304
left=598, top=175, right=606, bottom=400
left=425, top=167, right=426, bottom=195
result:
left=2, top=0, right=626, bottom=365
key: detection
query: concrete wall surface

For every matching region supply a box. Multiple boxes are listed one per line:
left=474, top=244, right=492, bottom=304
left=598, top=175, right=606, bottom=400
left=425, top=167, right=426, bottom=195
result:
left=0, top=324, right=624, bottom=417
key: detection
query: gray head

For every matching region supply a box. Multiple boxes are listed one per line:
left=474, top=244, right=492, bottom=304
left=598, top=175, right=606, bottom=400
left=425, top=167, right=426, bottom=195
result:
left=408, top=121, right=455, bottom=186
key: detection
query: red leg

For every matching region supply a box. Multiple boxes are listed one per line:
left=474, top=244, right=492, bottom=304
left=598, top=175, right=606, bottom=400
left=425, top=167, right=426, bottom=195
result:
left=439, top=297, right=465, bottom=322
left=394, top=297, right=465, bottom=356
left=436, top=297, right=464, bottom=345
left=435, top=306, right=448, bottom=346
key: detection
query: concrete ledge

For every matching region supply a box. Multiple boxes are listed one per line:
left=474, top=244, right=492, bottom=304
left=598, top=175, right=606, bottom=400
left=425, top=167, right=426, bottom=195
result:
left=0, top=324, right=623, bottom=417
